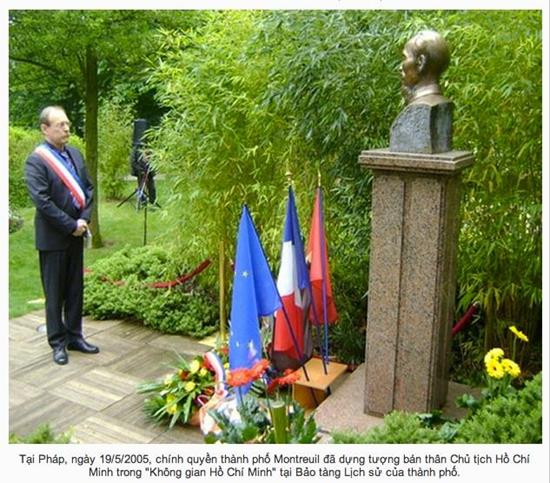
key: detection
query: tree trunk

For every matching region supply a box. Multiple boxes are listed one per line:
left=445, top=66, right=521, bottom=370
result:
left=85, top=46, right=102, bottom=247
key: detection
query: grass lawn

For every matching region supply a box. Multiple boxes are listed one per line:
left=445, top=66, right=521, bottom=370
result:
left=9, top=179, right=171, bottom=318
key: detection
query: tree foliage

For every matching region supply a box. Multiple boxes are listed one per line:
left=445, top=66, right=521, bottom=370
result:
left=9, top=10, right=204, bottom=246
left=147, top=10, right=541, bottom=366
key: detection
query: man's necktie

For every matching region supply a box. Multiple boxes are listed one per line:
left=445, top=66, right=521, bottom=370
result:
left=59, top=151, right=77, bottom=176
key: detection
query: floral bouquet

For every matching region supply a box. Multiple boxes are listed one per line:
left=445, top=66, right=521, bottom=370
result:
left=138, top=353, right=224, bottom=428
left=204, top=359, right=320, bottom=444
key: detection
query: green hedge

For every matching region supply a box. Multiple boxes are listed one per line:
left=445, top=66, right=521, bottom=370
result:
left=83, top=245, right=218, bottom=339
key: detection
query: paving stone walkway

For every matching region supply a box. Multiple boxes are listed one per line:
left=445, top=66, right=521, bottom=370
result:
left=9, top=311, right=210, bottom=443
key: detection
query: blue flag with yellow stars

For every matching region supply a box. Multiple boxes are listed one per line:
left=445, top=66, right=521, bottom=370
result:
left=229, top=205, right=281, bottom=373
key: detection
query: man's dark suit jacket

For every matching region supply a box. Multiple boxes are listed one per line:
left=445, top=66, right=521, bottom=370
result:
left=25, top=144, right=94, bottom=251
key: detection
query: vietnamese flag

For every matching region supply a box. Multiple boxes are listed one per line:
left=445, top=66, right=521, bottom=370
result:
left=307, top=187, right=338, bottom=325
left=273, top=188, right=309, bottom=360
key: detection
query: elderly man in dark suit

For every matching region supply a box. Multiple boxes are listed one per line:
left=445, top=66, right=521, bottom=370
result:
left=25, top=105, right=100, bottom=365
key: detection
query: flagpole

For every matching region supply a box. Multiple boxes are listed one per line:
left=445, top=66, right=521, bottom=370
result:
left=304, top=269, right=328, bottom=374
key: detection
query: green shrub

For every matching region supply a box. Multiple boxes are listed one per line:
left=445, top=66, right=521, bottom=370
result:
left=332, top=411, right=446, bottom=444
left=83, top=245, right=218, bottom=339
left=8, top=208, right=24, bottom=234
left=10, top=423, right=72, bottom=444
left=331, top=372, right=542, bottom=444
left=9, top=126, right=42, bottom=209
left=454, top=372, right=542, bottom=444
left=9, top=125, right=86, bottom=209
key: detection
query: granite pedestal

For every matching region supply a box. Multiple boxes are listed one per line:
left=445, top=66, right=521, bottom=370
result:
left=359, top=149, right=474, bottom=415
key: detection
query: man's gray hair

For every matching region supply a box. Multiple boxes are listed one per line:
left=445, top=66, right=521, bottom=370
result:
left=39, top=106, right=66, bottom=127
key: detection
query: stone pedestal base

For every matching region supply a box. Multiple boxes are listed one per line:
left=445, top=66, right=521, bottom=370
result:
left=358, top=149, right=474, bottom=415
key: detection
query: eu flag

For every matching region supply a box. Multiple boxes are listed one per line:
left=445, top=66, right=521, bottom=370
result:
left=229, top=206, right=281, bottom=372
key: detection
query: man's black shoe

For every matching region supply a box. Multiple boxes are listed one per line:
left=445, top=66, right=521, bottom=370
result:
left=53, top=346, right=68, bottom=365
left=67, top=339, right=100, bottom=354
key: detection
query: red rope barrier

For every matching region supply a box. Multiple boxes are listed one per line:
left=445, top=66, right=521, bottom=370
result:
left=148, top=259, right=212, bottom=288
left=84, top=259, right=212, bottom=289
left=451, top=302, right=479, bottom=337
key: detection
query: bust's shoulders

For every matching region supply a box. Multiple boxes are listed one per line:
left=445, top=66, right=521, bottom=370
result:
left=409, top=94, right=451, bottom=107
left=390, top=98, right=453, bottom=154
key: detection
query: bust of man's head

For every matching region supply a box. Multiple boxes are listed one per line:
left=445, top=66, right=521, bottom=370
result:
left=400, top=30, right=450, bottom=105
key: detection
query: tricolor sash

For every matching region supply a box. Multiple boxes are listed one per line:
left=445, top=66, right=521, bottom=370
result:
left=34, top=144, right=86, bottom=210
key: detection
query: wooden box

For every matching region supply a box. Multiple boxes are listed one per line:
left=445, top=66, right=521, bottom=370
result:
left=291, top=358, right=348, bottom=409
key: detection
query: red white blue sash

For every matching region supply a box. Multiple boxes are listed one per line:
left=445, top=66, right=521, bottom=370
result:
left=34, top=144, right=86, bottom=210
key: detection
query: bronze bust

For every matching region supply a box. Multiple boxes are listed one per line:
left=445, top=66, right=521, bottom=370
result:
left=390, top=30, right=453, bottom=154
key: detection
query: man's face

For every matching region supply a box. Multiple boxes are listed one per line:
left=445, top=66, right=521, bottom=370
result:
left=42, top=109, right=71, bottom=149
left=400, top=42, right=421, bottom=89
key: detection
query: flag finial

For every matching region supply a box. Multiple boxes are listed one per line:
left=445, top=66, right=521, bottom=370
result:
left=317, top=169, right=322, bottom=187
left=285, top=168, right=293, bottom=187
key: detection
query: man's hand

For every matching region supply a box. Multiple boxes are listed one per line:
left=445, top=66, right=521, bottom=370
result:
left=72, top=219, right=88, bottom=237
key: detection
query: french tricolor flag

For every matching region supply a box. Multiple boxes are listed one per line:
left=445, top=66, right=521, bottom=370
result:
left=273, top=187, right=309, bottom=360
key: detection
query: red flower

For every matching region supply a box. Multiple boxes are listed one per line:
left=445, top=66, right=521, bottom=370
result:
left=227, top=368, right=254, bottom=387
left=278, top=369, right=300, bottom=386
left=250, top=359, right=270, bottom=380
left=267, top=369, right=300, bottom=393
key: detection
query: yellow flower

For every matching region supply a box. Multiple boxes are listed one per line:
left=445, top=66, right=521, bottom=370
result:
left=163, top=373, right=174, bottom=386
left=485, top=359, right=505, bottom=379
left=165, top=394, right=178, bottom=415
left=184, top=381, right=196, bottom=392
left=484, top=348, right=504, bottom=365
left=509, top=325, right=529, bottom=342
left=189, top=359, right=201, bottom=374
left=501, top=358, right=521, bottom=378
left=199, top=367, right=208, bottom=378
